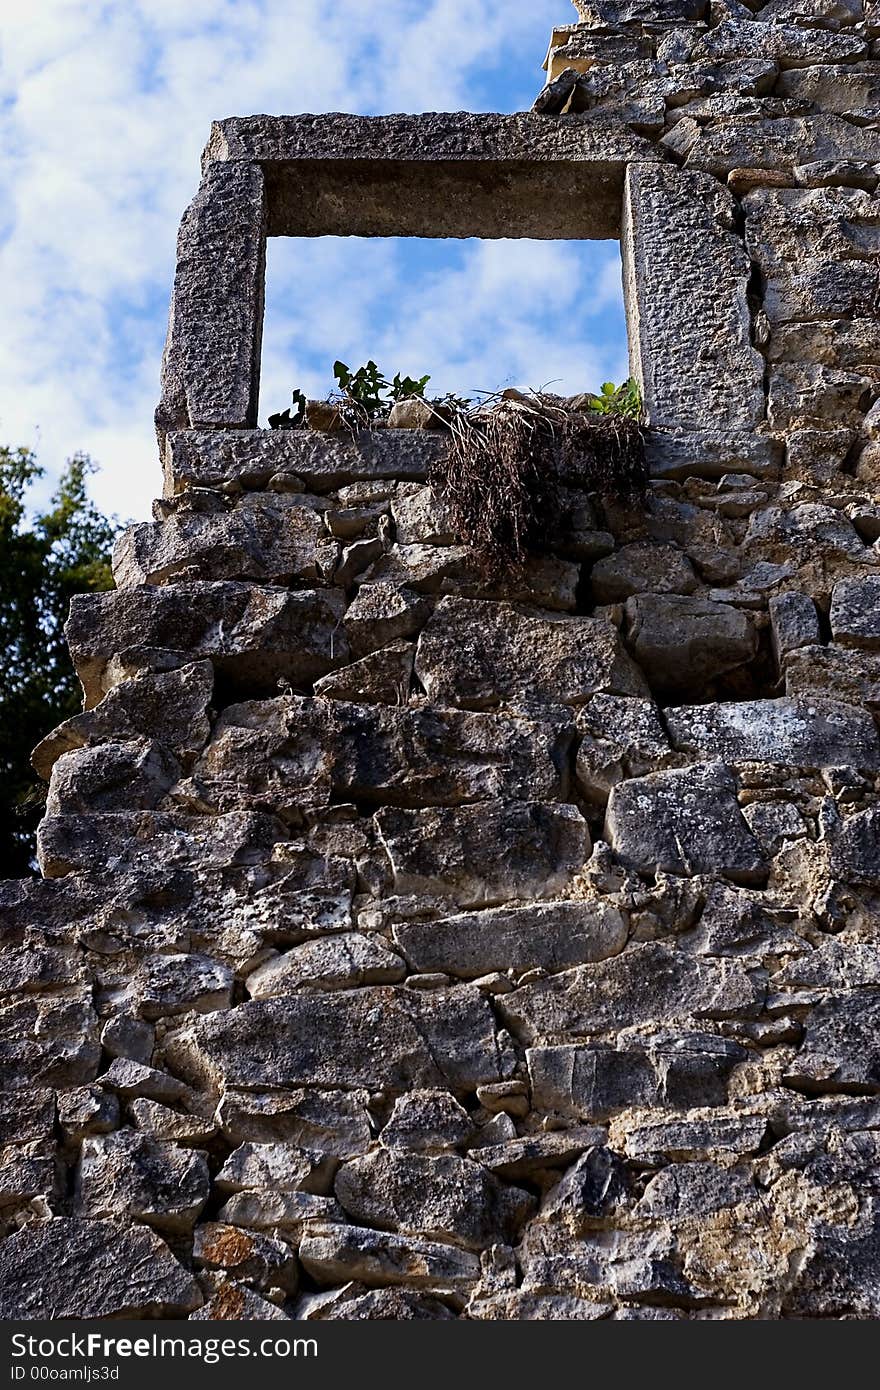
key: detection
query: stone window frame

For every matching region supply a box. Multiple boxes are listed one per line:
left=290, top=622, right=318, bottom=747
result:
left=156, top=112, right=767, bottom=466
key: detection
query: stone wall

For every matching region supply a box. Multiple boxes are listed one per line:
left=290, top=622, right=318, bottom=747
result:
left=2, top=0, right=880, bottom=1320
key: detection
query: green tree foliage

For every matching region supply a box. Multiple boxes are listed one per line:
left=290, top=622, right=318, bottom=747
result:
left=0, top=446, right=118, bottom=877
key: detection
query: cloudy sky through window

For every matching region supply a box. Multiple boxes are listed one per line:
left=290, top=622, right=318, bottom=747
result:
left=0, top=0, right=628, bottom=522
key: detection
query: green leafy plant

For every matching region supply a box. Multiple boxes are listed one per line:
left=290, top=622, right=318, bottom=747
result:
left=268, top=388, right=306, bottom=430
left=333, top=360, right=431, bottom=417
left=390, top=371, right=432, bottom=401
left=270, top=362, right=433, bottom=428
left=586, top=378, right=641, bottom=419
left=0, top=447, right=120, bottom=874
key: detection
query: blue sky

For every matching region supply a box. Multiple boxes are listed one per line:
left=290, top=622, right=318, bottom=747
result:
left=0, top=0, right=628, bottom=522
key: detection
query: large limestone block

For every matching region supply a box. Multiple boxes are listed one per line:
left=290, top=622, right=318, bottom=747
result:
left=163, top=428, right=441, bottom=496
left=785, top=644, right=880, bottom=709
left=830, top=576, right=880, bottom=650
left=66, top=582, right=348, bottom=706
left=76, top=1131, right=210, bottom=1234
left=393, top=901, right=627, bottom=979
left=0, top=1219, right=203, bottom=1319
left=31, top=662, right=214, bottom=780
left=605, top=763, right=766, bottom=882
left=414, top=597, right=648, bottom=709
left=112, top=505, right=326, bottom=587
left=334, top=1149, right=534, bottom=1252
left=784, top=993, right=880, bottom=1095
left=498, top=943, right=763, bottom=1044
left=623, top=164, right=764, bottom=432
left=164, top=985, right=502, bottom=1094
left=299, top=1224, right=480, bottom=1292
left=157, top=161, right=266, bottom=444
left=369, top=543, right=580, bottom=611
left=527, top=1034, right=745, bottom=1120
left=665, top=697, right=880, bottom=770
left=625, top=593, right=758, bottom=692
left=178, top=695, right=570, bottom=818
left=375, top=800, right=591, bottom=907
left=685, top=115, right=880, bottom=177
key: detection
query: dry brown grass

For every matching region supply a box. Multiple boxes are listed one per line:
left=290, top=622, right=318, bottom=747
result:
left=428, top=394, right=645, bottom=571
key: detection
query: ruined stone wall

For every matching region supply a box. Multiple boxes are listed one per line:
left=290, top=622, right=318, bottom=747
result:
left=2, top=0, right=880, bottom=1320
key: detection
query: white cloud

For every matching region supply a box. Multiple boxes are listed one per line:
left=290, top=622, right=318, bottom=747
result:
left=261, top=237, right=630, bottom=422
left=0, top=0, right=625, bottom=525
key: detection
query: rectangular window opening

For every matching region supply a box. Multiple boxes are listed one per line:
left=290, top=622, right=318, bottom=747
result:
left=259, top=236, right=629, bottom=429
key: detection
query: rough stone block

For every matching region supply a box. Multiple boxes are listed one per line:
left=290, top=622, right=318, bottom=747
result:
left=591, top=542, right=698, bottom=603
left=686, top=115, right=880, bottom=177
left=375, top=800, right=591, bottom=907
left=246, top=933, right=406, bottom=996
left=369, top=543, right=580, bottom=612
left=605, top=763, right=766, bottom=882
left=785, top=644, right=880, bottom=708
left=769, top=592, right=821, bottom=665
left=625, top=593, right=758, bottom=692
left=0, top=1219, right=202, bottom=1319
left=178, top=695, right=570, bottom=818
left=157, top=161, right=266, bottom=445
left=299, top=1223, right=480, bottom=1292
left=112, top=504, right=326, bottom=587
left=32, top=662, right=214, bottom=780
left=498, top=943, right=763, bottom=1044
left=785, top=993, right=880, bottom=1095
left=66, top=582, right=348, bottom=706
left=831, top=805, right=880, bottom=887
left=414, top=597, right=648, bottom=709
left=830, top=576, right=880, bottom=649
left=665, top=697, right=880, bottom=770
left=644, top=431, right=782, bottom=483
left=528, top=1035, right=743, bottom=1120
left=334, top=1149, right=534, bottom=1251
left=623, top=164, right=765, bottom=431
left=76, top=1132, right=210, bottom=1234
left=392, top=900, right=628, bottom=979
left=164, top=985, right=502, bottom=1094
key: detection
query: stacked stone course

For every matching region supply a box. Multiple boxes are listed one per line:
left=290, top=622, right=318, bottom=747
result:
left=2, top=0, right=880, bottom=1319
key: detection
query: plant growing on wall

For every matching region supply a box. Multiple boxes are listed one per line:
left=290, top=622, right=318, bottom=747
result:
left=269, top=361, right=431, bottom=428
left=429, top=382, right=645, bottom=570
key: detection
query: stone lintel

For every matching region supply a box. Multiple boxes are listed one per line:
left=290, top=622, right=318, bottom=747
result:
left=201, top=112, right=663, bottom=239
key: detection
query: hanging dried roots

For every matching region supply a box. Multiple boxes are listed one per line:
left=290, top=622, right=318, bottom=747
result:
left=428, top=394, right=646, bottom=572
